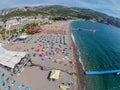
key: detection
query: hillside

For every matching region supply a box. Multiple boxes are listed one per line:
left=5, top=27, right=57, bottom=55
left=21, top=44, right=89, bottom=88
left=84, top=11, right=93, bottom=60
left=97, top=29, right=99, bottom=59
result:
left=0, top=5, right=120, bottom=27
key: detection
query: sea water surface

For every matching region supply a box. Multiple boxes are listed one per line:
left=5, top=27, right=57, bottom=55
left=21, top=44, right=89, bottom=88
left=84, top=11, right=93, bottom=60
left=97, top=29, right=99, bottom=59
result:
left=71, top=20, right=120, bottom=90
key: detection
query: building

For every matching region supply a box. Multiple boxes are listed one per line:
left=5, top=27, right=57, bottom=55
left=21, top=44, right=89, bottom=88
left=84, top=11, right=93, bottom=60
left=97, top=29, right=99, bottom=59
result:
left=48, top=69, right=61, bottom=81
left=0, top=46, right=30, bottom=75
left=28, top=28, right=40, bottom=34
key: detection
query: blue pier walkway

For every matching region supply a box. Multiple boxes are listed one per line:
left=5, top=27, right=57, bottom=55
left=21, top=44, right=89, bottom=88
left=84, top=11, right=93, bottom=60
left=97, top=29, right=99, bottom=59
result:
left=85, top=70, right=120, bottom=75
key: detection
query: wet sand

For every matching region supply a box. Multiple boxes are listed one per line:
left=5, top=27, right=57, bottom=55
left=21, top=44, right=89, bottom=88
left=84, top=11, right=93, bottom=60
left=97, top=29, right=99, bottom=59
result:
left=0, top=20, right=85, bottom=90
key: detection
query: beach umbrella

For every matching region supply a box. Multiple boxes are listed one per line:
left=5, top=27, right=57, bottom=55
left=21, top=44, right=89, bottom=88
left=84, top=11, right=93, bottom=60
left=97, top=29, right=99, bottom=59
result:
left=32, top=52, right=36, bottom=56
left=55, top=59, right=61, bottom=63
left=24, top=48, right=27, bottom=51
left=39, top=52, right=45, bottom=57
left=0, top=81, right=4, bottom=86
left=66, top=53, right=70, bottom=56
left=25, top=87, right=32, bottom=90
left=35, top=48, right=40, bottom=52
left=9, top=79, right=15, bottom=84
left=59, top=85, right=70, bottom=90
left=0, top=72, right=4, bottom=77
left=40, top=56, right=46, bottom=62
left=4, top=75, right=9, bottom=80
left=17, top=83, right=23, bottom=89
left=5, top=86, right=10, bottom=90
left=31, top=46, right=34, bottom=49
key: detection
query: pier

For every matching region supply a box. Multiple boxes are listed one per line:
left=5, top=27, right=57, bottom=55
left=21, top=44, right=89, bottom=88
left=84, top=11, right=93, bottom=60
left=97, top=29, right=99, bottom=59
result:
left=85, top=70, right=120, bottom=75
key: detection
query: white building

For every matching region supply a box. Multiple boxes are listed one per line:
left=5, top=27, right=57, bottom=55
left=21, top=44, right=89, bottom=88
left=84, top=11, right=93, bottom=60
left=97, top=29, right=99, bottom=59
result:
left=0, top=46, right=30, bottom=75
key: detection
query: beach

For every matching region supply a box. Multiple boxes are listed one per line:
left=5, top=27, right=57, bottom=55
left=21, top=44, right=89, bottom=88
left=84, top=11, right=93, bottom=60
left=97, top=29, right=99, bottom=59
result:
left=0, top=20, right=85, bottom=90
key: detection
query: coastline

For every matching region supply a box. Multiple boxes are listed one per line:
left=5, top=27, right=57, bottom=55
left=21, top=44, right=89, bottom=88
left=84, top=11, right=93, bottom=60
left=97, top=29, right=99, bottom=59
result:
left=69, top=20, right=86, bottom=90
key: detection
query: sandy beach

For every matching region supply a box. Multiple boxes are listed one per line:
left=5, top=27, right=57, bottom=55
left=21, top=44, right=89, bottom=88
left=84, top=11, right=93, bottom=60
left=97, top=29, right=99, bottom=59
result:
left=0, top=20, right=85, bottom=90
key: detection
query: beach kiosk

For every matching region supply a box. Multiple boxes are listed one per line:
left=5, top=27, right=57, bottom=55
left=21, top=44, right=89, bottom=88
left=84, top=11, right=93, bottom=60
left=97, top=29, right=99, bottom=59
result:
left=49, top=69, right=60, bottom=81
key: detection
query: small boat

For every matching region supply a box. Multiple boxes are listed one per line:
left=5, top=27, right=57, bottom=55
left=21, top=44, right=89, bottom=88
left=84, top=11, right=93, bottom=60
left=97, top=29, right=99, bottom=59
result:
left=117, top=72, right=120, bottom=75
left=78, top=28, right=96, bottom=32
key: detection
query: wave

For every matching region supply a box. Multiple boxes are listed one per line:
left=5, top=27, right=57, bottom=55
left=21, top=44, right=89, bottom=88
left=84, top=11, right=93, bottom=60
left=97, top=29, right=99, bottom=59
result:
left=71, top=31, right=85, bottom=70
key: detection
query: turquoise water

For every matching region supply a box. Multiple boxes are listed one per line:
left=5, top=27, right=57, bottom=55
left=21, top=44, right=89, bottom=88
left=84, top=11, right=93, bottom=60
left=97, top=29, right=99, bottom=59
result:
left=71, top=20, right=120, bottom=90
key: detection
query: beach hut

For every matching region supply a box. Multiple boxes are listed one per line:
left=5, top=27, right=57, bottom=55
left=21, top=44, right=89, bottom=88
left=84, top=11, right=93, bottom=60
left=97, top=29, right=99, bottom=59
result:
left=49, top=70, right=61, bottom=81
left=17, top=83, right=23, bottom=89
left=25, top=87, right=32, bottom=90
left=5, top=86, right=10, bottom=90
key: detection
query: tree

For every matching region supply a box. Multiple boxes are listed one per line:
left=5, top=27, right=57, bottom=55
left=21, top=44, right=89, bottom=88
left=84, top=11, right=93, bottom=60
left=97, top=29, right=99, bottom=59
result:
left=2, top=19, right=7, bottom=29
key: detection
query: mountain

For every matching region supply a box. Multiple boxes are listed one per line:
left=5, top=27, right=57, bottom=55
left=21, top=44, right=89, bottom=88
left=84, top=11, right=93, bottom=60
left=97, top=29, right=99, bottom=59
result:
left=0, top=5, right=120, bottom=27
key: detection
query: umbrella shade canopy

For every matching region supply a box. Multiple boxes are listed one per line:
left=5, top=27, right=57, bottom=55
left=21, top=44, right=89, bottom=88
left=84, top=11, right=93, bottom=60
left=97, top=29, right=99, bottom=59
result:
left=24, top=48, right=27, bottom=51
left=17, top=83, right=23, bottom=89
left=25, top=87, right=32, bottom=90
left=5, top=86, right=10, bottom=90
left=55, top=59, right=61, bottom=63
left=4, top=76, right=9, bottom=80
left=0, top=72, right=4, bottom=77
left=32, top=52, right=36, bottom=56
left=60, top=85, right=70, bottom=90
left=35, top=48, right=40, bottom=52
left=31, top=46, right=34, bottom=49
left=0, top=81, right=4, bottom=86
left=9, top=79, right=15, bottom=84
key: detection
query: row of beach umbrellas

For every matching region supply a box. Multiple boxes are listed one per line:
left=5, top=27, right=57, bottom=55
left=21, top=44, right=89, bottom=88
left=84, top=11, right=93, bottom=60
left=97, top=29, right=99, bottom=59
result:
left=17, top=83, right=32, bottom=90
left=0, top=72, right=32, bottom=90
left=0, top=81, right=32, bottom=90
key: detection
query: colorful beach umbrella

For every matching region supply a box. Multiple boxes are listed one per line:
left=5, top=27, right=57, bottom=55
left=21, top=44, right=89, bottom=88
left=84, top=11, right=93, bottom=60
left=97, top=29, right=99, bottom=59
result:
left=17, top=83, right=23, bottom=89
left=9, top=79, right=15, bottom=84
left=24, top=48, right=27, bottom=51
left=59, top=85, right=70, bottom=90
left=4, top=75, right=9, bottom=80
left=32, top=52, right=36, bottom=56
left=5, top=86, right=10, bottom=90
left=31, top=46, right=34, bottom=49
left=0, top=81, right=4, bottom=86
left=0, top=72, right=4, bottom=77
left=25, top=87, right=32, bottom=90
left=35, top=48, right=40, bottom=52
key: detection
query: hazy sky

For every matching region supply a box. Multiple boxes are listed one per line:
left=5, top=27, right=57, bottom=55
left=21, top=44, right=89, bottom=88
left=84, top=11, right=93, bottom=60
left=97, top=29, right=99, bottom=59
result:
left=0, top=0, right=120, bottom=18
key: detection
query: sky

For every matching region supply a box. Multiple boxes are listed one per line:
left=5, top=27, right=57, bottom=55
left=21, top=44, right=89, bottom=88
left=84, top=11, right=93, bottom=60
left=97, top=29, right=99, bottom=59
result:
left=0, top=0, right=120, bottom=18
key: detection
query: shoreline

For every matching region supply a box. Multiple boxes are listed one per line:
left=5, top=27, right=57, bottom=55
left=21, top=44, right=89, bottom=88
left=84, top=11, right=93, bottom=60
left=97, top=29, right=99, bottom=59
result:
left=69, top=20, right=86, bottom=90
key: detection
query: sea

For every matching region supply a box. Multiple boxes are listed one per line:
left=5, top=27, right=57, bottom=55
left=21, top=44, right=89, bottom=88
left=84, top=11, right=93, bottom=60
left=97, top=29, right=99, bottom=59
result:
left=71, top=20, right=120, bottom=90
